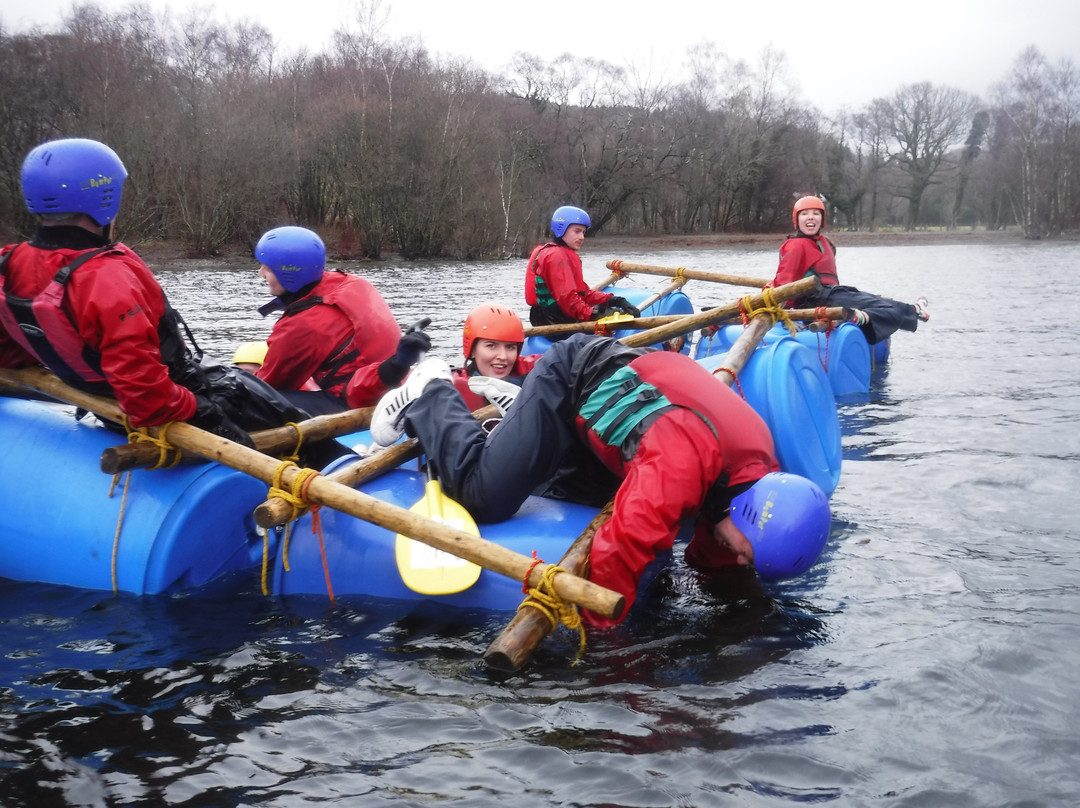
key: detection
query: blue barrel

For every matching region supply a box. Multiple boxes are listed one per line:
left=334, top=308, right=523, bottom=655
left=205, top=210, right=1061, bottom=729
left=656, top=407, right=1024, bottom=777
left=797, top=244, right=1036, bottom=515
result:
left=871, top=336, right=891, bottom=366
left=695, top=322, right=871, bottom=397
left=695, top=337, right=842, bottom=495
left=523, top=287, right=695, bottom=356
left=272, top=465, right=600, bottom=610
left=0, top=398, right=269, bottom=594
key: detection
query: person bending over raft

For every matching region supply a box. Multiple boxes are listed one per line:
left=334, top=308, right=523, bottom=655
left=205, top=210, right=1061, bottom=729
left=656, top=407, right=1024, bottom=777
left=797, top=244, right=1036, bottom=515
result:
left=768, top=195, right=930, bottom=345
left=452, top=302, right=539, bottom=413
left=0, top=138, right=325, bottom=458
left=253, top=225, right=432, bottom=414
left=369, top=334, right=832, bottom=627
left=525, top=205, right=640, bottom=330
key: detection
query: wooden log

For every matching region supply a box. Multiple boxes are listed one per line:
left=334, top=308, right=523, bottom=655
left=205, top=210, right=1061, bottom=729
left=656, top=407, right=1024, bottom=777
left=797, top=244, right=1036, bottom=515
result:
left=524, top=277, right=819, bottom=342
left=522, top=303, right=843, bottom=340
left=0, top=368, right=623, bottom=619
left=100, top=406, right=376, bottom=474
left=253, top=404, right=499, bottom=528
left=604, top=259, right=771, bottom=288
left=482, top=313, right=778, bottom=670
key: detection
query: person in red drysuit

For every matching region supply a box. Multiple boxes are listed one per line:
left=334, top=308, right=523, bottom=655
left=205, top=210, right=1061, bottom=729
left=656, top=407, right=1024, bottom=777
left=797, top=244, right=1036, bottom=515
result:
left=769, top=195, right=929, bottom=344
left=253, top=225, right=429, bottom=415
left=525, top=205, right=639, bottom=330
left=0, top=138, right=310, bottom=450
left=369, top=334, right=832, bottom=627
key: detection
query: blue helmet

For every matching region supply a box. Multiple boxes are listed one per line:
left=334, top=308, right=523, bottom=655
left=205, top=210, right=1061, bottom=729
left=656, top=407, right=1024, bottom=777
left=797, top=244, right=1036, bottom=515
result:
left=21, top=138, right=128, bottom=226
left=729, top=472, right=831, bottom=580
left=550, top=205, right=590, bottom=238
left=255, top=226, right=326, bottom=292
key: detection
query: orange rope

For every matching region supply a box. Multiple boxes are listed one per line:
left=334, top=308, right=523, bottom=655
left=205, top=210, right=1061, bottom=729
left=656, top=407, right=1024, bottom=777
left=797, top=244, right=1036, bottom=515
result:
left=711, top=366, right=745, bottom=398
left=522, top=550, right=545, bottom=593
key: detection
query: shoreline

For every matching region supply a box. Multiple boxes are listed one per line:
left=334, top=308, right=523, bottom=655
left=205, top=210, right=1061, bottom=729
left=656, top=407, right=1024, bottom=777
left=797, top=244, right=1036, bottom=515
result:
left=135, top=228, right=1054, bottom=268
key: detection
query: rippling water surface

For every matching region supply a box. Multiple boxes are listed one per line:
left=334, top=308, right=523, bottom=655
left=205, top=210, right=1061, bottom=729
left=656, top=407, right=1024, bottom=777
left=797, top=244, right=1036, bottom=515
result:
left=3, top=240, right=1079, bottom=807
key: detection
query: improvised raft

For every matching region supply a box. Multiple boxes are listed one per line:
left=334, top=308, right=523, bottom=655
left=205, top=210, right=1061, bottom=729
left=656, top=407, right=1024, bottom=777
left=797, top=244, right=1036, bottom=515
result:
left=0, top=264, right=888, bottom=666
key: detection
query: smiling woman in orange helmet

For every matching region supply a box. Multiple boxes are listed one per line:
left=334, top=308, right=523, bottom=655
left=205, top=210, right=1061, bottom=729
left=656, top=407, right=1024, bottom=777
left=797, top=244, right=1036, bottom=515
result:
left=768, top=195, right=930, bottom=344
left=451, top=302, right=540, bottom=412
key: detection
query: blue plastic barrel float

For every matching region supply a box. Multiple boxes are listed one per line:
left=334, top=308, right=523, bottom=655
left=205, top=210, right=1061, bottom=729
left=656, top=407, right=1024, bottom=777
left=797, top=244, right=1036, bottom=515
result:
left=696, top=322, right=871, bottom=397
left=871, top=335, right=891, bottom=366
left=695, top=335, right=842, bottom=496
left=271, top=465, right=600, bottom=610
left=522, top=287, right=695, bottom=357
left=0, top=397, right=269, bottom=594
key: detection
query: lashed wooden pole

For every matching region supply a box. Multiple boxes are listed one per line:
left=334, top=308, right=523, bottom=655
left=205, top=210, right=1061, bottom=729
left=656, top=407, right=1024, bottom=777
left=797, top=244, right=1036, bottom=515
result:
left=523, top=306, right=844, bottom=340
left=602, top=259, right=771, bottom=288
left=100, top=406, right=376, bottom=473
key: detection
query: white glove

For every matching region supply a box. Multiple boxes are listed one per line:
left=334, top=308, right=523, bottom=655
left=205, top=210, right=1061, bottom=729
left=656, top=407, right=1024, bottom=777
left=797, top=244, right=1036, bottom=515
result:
left=467, top=376, right=521, bottom=416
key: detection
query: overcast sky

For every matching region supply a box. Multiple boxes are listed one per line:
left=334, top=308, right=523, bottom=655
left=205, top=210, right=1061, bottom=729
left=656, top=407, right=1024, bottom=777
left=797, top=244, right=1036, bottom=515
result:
left=2, top=0, right=1076, bottom=114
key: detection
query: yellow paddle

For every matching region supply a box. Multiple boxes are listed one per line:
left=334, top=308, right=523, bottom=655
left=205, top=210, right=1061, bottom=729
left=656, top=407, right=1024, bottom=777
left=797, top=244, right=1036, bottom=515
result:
left=395, top=461, right=483, bottom=594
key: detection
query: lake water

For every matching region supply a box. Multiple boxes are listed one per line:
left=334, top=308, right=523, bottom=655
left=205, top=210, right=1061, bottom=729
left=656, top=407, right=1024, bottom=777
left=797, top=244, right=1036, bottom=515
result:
left=2, top=240, right=1079, bottom=807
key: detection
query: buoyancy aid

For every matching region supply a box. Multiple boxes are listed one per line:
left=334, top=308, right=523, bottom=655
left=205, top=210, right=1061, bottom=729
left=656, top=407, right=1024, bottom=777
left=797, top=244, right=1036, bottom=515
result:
left=276, top=273, right=400, bottom=392
left=573, top=348, right=775, bottom=490
left=805, top=236, right=839, bottom=286
left=524, top=242, right=556, bottom=308
left=0, top=243, right=197, bottom=397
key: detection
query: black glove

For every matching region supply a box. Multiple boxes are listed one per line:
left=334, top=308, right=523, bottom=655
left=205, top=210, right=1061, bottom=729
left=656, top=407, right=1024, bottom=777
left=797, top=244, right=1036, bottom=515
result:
left=378, top=317, right=433, bottom=385
left=189, top=395, right=255, bottom=449
left=607, top=296, right=641, bottom=317
left=589, top=304, right=608, bottom=320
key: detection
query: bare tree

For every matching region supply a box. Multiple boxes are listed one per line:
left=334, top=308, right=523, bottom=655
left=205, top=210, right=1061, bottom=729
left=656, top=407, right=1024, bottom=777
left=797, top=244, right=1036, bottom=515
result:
left=882, top=82, right=979, bottom=230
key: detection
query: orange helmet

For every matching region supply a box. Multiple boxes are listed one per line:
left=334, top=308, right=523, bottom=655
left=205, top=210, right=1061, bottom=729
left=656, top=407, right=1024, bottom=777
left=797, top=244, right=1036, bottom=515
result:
left=792, top=195, right=826, bottom=230
left=462, top=303, right=525, bottom=360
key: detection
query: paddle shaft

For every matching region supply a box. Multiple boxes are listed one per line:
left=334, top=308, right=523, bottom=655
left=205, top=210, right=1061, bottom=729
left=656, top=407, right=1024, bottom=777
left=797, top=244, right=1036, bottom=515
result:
left=0, top=368, right=623, bottom=619
left=100, top=406, right=375, bottom=473
left=482, top=313, right=777, bottom=670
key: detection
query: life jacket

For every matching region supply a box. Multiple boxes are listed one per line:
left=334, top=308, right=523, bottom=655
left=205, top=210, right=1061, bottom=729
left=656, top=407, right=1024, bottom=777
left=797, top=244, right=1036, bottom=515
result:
left=276, top=273, right=400, bottom=392
left=0, top=243, right=197, bottom=397
left=574, top=349, right=774, bottom=490
left=803, top=235, right=839, bottom=286
left=525, top=242, right=582, bottom=326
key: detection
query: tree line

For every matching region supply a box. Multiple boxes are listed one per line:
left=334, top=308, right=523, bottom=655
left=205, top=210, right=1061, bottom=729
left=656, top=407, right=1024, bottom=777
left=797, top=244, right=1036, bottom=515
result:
left=0, top=3, right=1076, bottom=260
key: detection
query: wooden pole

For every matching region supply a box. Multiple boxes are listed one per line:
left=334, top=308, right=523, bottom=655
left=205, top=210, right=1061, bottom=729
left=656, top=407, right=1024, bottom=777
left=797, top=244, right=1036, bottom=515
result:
left=604, top=259, right=771, bottom=288
left=482, top=312, right=778, bottom=670
left=0, top=368, right=624, bottom=619
left=100, top=406, right=376, bottom=474
left=522, top=304, right=843, bottom=340
left=253, top=404, right=499, bottom=528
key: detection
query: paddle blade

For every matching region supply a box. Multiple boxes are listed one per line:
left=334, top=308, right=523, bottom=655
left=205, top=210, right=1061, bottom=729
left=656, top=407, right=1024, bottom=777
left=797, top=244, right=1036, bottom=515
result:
left=395, top=479, right=483, bottom=595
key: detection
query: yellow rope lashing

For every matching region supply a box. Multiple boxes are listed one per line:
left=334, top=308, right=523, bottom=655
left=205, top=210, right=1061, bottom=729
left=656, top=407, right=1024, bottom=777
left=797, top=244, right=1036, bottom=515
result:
left=739, top=288, right=797, bottom=337
left=518, top=563, right=587, bottom=660
left=107, top=470, right=134, bottom=594
left=279, top=422, right=304, bottom=463
left=124, top=418, right=183, bottom=469
left=264, top=460, right=333, bottom=602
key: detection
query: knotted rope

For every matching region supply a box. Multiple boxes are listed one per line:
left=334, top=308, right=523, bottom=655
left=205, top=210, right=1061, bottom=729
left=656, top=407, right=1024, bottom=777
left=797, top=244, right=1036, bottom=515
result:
left=517, top=552, right=587, bottom=659
left=738, top=288, right=797, bottom=337
left=105, top=417, right=186, bottom=593
left=124, top=417, right=183, bottom=470
left=265, top=460, right=334, bottom=603
left=812, top=306, right=835, bottom=370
